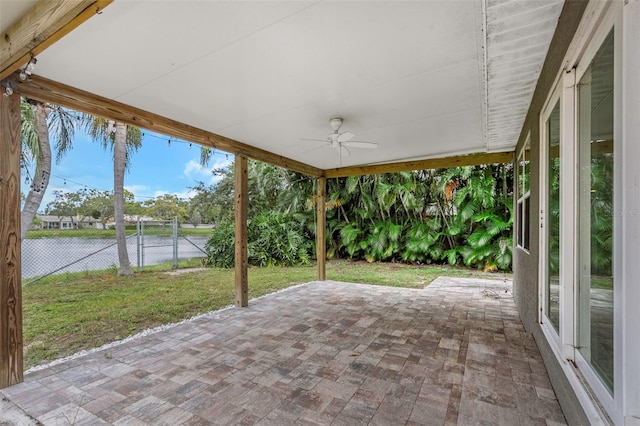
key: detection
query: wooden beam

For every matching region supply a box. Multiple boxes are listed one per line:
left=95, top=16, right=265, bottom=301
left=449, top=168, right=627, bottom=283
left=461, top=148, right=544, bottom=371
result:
left=547, top=139, right=613, bottom=159
left=324, top=151, right=515, bottom=178
left=14, top=75, right=323, bottom=177
left=0, top=92, right=23, bottom=389
left=0, top=0, right=113, bottom=81
left=316, top=177, right=326, bottom=281
left=234, top=155, right=248, bottom=308
left=591, top=139, right=613, bottom=155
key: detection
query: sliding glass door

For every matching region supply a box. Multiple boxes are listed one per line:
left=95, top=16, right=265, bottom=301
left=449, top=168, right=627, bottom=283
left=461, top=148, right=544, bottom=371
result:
left=542, top=99, right=561, bottom=334
left=537, top=3, right=624, bottom=420
left=577, top=30, right=615, bottom=393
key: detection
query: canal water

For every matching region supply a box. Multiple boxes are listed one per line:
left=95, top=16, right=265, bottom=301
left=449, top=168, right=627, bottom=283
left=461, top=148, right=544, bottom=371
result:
left=21, top=235, right=208, bottom=280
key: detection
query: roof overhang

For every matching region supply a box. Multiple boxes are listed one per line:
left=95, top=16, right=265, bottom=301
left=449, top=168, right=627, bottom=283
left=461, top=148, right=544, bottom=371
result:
left=1, top=0, right=564, bottom=176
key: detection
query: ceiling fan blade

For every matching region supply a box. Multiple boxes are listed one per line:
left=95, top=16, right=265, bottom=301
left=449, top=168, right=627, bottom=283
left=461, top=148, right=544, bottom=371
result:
left=343, top=141, right=379, bottom=149
left=337, top=131, right=355, bottom=143
left=301, top=144, right=329, bottom=155
left=299, top=138, right=330, bottom=144
left=339, top=144, right=351, bottom=157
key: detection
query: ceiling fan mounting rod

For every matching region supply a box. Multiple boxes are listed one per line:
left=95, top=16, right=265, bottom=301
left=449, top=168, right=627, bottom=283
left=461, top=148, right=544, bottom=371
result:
left=330, top=117, right=343, bottom=132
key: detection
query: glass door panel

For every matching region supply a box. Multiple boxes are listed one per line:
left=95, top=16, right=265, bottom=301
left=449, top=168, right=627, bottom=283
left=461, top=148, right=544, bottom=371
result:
left=577, top=30, right=615, bottom=393
left=545, top=102, right=561, bottom=332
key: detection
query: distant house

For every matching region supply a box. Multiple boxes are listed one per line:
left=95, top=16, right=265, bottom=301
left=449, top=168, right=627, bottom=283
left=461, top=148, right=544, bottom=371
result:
left=102, top=215, right=165, bottom=229
left=34, top=215, right=100, bottom=230
left=124, top=215, right=158, bottom=225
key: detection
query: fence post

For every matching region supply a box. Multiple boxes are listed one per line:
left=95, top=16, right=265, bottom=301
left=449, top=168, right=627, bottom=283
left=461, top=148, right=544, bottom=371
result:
left=172, top=217, right=178, bottom=269
left=136, top=217, right=141, bottom=272
left=141, top=218, right=145, bottom=270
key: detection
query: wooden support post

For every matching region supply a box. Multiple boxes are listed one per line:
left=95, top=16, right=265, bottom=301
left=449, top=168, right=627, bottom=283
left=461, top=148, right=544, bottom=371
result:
left=0, top=91, right=23, bottom=388
left=316, top=177, right=326, bottom=281
left=234, top=155, right=248, bottom=307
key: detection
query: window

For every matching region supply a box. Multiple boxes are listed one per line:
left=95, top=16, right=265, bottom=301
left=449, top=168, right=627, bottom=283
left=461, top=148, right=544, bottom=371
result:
left=577, top=29, right=615, bottom=393
left=536, top=2, right=627, bottom=421
left=516, top=138, right=531, bottom=251
left=544, top=101, right=561, bottom=333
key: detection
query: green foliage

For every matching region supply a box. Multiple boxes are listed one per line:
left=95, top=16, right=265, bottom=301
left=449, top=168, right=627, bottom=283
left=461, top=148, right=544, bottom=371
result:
left=188, top=160, right=316, bottom=227
left=339, top=224, right=365, bottom=258
left=20, top=99, right=40, bottom=168
left=205, top=212, right=313, bottom=268
left=188, top=175, right=234, bottom=225
left=248, top=212, right=313, bottom=266
left=589, top=154, right=614, bottom=276
left=325, top=165, right=514, bottom=271
left=402, top=222, right=433, bottom=263
left=142, top=193, right=189, bottom=222
left=204, top=222, right=236, bottom=268
left=44, top=187, right=141, bottom=229
left=197, top=160, right=515, bottom=271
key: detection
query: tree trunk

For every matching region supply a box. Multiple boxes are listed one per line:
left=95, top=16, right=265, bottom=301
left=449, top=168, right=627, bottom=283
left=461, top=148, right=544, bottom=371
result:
left=113, top=122, right=133, bottom=276
left=20, top=102, right=51, bottom=240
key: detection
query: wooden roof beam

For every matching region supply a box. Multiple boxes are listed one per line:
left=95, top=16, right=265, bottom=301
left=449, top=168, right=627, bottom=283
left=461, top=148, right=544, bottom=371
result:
left=15, top=73, right=513, bottom=178
left=324, top=151, right=515, bottom=178
left=15, top=74, right=323, bottom=177
left=1, top=0, right=113, bottom=81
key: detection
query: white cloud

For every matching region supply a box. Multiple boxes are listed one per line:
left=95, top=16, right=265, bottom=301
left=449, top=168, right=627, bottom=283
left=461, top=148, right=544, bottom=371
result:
left=124, top=184, right=150, bottom=194
left=120, top=156, right=233, bottom=204
left=183, top=157, right=232, bottom=186
left=152, top=189, right=197, bottom=201
left=124, top=184, right=151, bottom=200
left=183, top=160, right=209, bottom=178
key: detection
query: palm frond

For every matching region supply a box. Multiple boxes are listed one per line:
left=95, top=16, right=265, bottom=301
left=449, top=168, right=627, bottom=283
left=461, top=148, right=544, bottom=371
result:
left=20, top=99, right=40, bottom=166
left=48, top=106, right=78, bottom=163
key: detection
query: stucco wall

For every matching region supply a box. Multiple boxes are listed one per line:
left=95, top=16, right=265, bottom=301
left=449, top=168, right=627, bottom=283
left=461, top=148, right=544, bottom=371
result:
left=512, top=1, right=589, bottom=425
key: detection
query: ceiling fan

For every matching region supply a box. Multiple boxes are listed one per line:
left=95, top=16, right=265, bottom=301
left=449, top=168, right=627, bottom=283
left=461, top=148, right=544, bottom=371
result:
left=301, top=118, right=378, bottom=160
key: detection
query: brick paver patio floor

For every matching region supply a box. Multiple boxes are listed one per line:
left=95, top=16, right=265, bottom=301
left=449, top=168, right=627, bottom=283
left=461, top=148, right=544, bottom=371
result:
left=1, top=277, right=566, bottom=425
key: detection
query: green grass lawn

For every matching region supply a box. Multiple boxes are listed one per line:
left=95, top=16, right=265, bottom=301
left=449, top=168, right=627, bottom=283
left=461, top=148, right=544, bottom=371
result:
left=22, top=260, right=508, bottom=369
left=591, top=276, right=613, bottom=290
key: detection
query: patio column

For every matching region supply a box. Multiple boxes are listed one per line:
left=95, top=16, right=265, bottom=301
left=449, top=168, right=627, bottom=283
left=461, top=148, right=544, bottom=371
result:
left=234, top=154, right=248, bottom=307
left=316, top=176, right=326, bottom=281
left=0, top=90, right=23, bottom=388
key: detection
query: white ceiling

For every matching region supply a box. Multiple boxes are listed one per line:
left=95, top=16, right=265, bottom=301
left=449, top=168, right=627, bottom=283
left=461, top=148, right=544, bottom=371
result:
left=2, top=0, right=564, bottom=170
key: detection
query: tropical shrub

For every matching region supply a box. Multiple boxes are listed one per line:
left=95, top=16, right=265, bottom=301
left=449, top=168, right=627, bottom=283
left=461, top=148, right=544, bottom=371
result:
left=327, top=165, right=514, bottom=271
left=204, top=221, right=235, bottom=268
left=204, top=212, right=313, bottom=268
left=248, top=212, right=313, bottom=267
left=202, top=160, right=515, bottom=271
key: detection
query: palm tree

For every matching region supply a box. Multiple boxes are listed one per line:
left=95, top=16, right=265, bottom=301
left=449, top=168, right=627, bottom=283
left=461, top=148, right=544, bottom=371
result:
left=112, top=121, right=133, bottom=275
left=84, top=117, right=142, bottom=276
left=20, top=98, right=77, bottom=239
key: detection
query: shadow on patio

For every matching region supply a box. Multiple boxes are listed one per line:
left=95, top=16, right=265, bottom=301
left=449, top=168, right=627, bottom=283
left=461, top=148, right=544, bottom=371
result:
left=1, top=278, right=566, bottom=425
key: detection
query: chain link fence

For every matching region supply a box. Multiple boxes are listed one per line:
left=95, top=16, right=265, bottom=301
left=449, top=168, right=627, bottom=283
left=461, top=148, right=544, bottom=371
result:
left=22, top=217, right=209, bottom=285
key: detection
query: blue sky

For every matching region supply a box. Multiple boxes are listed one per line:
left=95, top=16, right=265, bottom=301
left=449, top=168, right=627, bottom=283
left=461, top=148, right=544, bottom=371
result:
left=25, top=130, right=232, bottom=211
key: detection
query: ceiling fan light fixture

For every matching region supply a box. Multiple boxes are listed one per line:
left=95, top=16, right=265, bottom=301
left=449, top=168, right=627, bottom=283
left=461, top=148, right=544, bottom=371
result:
left=330, top=118, right=343, bottom=132
left=299, top=117, right=377, bottom=163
